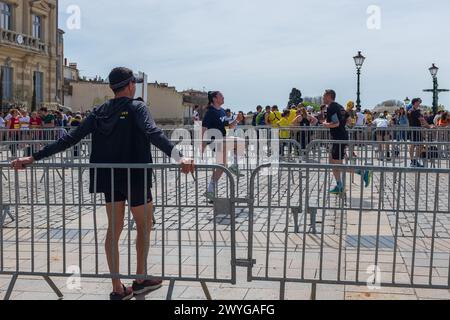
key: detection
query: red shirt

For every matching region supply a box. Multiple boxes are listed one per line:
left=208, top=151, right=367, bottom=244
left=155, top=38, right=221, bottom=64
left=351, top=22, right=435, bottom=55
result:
left=30, top=117, right=42, bottom=127
left=9, top=117, right=20, bottom=130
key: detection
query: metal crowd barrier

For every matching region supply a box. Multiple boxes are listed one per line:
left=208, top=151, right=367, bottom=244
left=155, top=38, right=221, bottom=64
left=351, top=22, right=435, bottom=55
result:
left=0, top=163, right=238, bottom=300
left=1, top=126, right=449, bottom=143
left=0, top=140, right=91, bottom=164
left=0, top=138, right=306, bottom=201
left=371, top=127, right=450, bottom=143
left=0, top=128, right=72, bottom=142
left=245, top=163, right=450, bottom=299
left=305, top=140, right=450, bottom=169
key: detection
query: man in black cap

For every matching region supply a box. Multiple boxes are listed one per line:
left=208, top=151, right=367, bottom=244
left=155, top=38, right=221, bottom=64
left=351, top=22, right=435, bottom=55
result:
left=11, top=67, right=195, bottom=300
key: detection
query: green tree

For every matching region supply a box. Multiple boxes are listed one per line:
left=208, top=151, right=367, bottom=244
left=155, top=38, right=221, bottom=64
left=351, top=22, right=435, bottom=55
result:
left=288, top=88, right=303, bottom=107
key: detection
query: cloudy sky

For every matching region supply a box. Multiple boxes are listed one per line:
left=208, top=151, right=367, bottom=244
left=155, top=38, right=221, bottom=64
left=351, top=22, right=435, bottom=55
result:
left=59, top=0, right=450, bottom=112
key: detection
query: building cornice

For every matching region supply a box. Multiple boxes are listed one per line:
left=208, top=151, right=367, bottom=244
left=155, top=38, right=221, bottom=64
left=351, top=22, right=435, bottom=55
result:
left=29, top=0, right=53, bottom=17
left=3, top=0, right=20, bottom=7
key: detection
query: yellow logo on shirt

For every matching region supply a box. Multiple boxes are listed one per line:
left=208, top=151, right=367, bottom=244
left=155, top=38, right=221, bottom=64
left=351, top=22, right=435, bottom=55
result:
left=120, top=112, right=128, bottom=120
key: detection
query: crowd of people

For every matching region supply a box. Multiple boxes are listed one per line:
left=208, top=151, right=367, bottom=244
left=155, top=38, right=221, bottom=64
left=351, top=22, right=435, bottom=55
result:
left=248, top=100, right=449, bottom=132
left=0, top=107, right=88, bottom=131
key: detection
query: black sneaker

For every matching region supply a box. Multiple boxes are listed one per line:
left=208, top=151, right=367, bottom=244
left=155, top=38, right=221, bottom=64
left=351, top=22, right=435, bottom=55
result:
left=110, top=285, right=134, bottom=301
left=132, top=278, right=163, bottom=295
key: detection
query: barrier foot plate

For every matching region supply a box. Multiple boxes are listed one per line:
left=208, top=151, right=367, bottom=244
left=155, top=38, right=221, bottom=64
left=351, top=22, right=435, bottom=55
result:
left=4, top=274, right=18, bottom=300
left=43, top=276, right=64, bottom=299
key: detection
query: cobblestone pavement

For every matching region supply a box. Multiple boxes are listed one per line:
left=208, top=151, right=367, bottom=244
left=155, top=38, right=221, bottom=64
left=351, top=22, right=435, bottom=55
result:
left=1, top=160, right=450, bottom=300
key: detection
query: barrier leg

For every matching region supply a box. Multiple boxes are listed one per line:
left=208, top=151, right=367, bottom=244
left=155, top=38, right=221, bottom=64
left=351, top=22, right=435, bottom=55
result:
left=4, top=274, right=18, bottom=300
left=39, top=172, right=45, bottom=184
left=309, top=208, right=317, bottom=234
left=166, top=279, right=175, bottom=300
left=279, top=281, right=286, bottom=300
left=43, top=276, right=64, bottom=299
left=292, top=207, right=300, bottom=233
left=200, top=281, right=212, bottom=300
left=310, top=283, right=317, bottom=300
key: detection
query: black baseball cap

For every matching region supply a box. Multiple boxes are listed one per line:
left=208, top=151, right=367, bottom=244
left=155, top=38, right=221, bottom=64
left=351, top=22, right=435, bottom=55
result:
left=108, top=67, right=144, bottom=90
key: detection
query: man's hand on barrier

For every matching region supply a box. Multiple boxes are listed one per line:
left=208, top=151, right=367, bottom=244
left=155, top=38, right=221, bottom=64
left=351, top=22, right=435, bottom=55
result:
left=179, top=158, right=195, bottom=175
left=11, top=157, right=34, bottom=170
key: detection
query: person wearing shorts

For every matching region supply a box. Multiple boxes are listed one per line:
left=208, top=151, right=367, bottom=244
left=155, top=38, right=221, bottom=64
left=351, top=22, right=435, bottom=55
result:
left=104, top=185, right=153, bottom=208
left=331, top=142, right=347, bottom=161
left=323, top=90, right=371, bottom=194
left=373, top=114, right=391, bottom=160
left=202, top=91, right=244, bottom=202
left=11, top=67, right=195, bottom=300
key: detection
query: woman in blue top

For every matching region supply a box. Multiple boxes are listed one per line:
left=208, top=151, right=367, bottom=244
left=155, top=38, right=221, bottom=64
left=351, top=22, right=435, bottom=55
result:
left=202, top=91, right=244, bottom=202
left=396, top=107, right=409, bottom=141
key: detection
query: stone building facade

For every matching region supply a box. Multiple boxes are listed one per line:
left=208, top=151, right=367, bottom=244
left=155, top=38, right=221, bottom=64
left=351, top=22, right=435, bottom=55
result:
left=0, top=0, right=63, bottom=112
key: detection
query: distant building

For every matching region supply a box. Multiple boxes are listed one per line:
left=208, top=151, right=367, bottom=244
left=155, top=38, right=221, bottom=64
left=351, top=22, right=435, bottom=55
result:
left=181, top=89, right=208, bottom=125
left=63, top=62, right=202, bottom=125
left=0, top=0, right=63, bottom=112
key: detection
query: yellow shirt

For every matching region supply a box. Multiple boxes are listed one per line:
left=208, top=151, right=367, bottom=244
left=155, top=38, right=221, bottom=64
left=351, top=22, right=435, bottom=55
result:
left=288, top=109, right=297, bottom=124
left=277, top=118, right=291, bottom=139
left=269, top=111, right=282, bottom=127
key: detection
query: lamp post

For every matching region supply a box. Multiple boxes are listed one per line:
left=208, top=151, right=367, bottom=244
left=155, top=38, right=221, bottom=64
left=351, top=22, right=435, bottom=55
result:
left=423, top=64, right=449, bottom=116
left=404, top=97, right=410, bottom=108
left=353, top=51, right=366, bottom=109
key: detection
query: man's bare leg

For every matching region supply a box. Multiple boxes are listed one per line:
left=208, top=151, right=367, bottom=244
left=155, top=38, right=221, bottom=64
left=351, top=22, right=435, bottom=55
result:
left=130, top=202, right=154, bottom=281
left=409, top=145, right=415, bottom=160
left=105, top=201, right=126, bottom=293
left=330, top=158, right=343, bottom=185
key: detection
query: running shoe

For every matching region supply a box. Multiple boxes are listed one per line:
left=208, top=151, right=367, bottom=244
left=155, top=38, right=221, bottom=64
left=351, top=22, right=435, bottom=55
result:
left=204, top=191, right=215, bottom=204
left=410, top=160, right=424, bottom=168
left=363, top=170, right=373, bottom=188
left=132, top=278, right=163, bottom=295
left=329, top=185, right=344, bottom=194
left=228, top=164, right=245, bottom=177
left=110, top=285, right=134, bottom=301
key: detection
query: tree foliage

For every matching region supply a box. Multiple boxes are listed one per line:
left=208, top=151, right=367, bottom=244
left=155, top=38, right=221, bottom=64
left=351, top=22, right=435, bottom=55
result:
left=288, top=88, right=303, bottom=107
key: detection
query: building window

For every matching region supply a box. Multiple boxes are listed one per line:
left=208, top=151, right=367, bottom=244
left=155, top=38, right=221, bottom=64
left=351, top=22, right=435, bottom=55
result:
left=32, top=14, right=42, bottom=39
left=1, top=66, right=13, bottom=101
left=0, top=2, right=12, bottom=30
left=34, top=71, right=44, bottom=104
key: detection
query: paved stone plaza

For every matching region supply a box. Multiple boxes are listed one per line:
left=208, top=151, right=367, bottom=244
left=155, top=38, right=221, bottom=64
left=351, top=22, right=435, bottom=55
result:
left=1, top=162, right=450, bottom=300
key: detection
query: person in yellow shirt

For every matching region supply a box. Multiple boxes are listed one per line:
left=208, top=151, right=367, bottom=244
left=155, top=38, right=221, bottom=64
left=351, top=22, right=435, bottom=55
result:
left=364, top=110, right=373, bottom=126
left=276, top=110, right=292, bottom=157
left=268, top=105, right=282, bottom=128
left=346, top=101, right=357, bottom=128
left=346, top=101, right=355, bottom=112
left=288, top=105, right=298, bottom=124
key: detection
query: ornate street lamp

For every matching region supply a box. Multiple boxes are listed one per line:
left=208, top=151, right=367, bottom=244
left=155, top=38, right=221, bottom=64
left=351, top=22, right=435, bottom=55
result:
left=423, top=64, right=449, bottom=115
left=429, top=63, right=439, bottom=78
left=353, top=51, right=366, bottom=109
